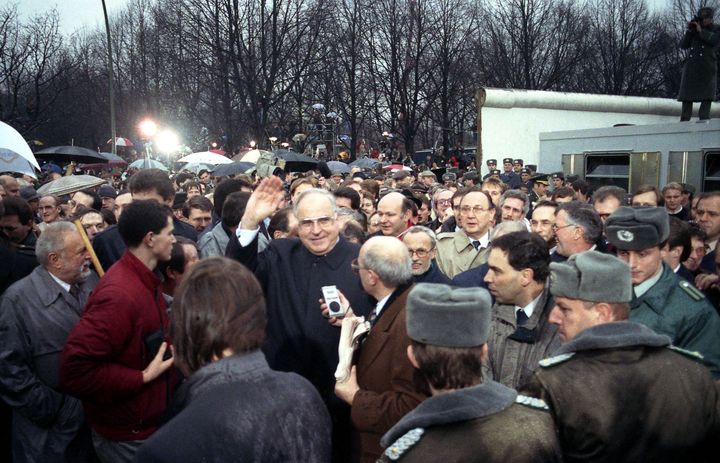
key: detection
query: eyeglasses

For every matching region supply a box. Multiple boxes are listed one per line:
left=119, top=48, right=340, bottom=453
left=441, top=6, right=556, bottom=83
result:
left=552, top=223, right=577, bottom=232
left=298, top=215, right=335, bottom=230
left=351, top=258, right=369, bottom=274
left=460, top=205, right=491, bottom=216
left=407, top=248, right=434, bottom=258
left=436, top=199, right=452, bottom=205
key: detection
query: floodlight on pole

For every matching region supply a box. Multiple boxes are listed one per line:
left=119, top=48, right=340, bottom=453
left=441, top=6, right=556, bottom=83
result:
left=139, top=119, right=158, bottom=139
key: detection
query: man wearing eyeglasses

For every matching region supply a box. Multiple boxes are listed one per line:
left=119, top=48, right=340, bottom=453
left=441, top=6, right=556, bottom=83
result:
left=328, top=236, right=429, bottom=463
left=551, top=202, right=603, bottom=263
left=226, top=177, right=374, bottom=461
left=401, top=226, right=451, bottom=284
left=435, top=189, right=496, bottom=278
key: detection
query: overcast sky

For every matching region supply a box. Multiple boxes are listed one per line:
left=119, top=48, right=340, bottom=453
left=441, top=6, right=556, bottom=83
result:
left=18, top=0, right=675, bottom=36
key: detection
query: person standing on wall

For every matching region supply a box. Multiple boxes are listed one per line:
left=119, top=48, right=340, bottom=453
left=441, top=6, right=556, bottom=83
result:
left=678, top=7, right=720, bottom=121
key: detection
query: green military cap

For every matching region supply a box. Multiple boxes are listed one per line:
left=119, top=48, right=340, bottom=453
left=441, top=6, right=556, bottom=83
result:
left=406, top=283, right=492, bottom=347
left=419, top=170, right=436, bottom=178
left=606, top=206, right=669, bottom=251
left=549, top=251, right=632, bottom=303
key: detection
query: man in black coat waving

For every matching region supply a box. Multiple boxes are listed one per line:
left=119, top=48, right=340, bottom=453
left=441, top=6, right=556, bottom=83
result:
left=226, top=177, right=373, bottom=460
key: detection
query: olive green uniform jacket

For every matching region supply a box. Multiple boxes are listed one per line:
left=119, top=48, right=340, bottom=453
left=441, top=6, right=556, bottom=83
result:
left=522, top=322, right=720, bottom=463
left=379, top=381, right=561, bottom=463
left=629, top=262, right=720, bottom=378
left=483, top=284, right=561, bottom=388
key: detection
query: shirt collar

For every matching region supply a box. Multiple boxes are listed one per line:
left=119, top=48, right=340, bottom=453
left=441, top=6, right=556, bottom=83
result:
left=514, top=291, right=543, bottom=319
left=633, top=266, right=664, bottom=298
left=375, top=292, right=393, bottom=316
left=48, top=272, right=71, bottom=292
left=468, top=231, right=490, bottom=249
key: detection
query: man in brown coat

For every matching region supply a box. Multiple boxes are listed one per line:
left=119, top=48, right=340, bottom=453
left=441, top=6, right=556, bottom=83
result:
left=329, top=236, right=429, bottom=463
left=522, top=251, right=720, bottom=462
left=483, top=231, right=560, bottom=388
left=378, top=283, right=561, bottom=462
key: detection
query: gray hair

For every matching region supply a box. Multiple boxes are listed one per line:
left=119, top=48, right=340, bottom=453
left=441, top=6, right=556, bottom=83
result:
left=499, top=189, right=529, bottom=215
left=490, top=220, right=526, bottom=240
left=402, top=225, right=438, bottom=248
left=36, top=221, right=78, bottom=266
left=558, top=202, right=602, bottom=244
left=364, top=242, right=412, bottom=287
left=293, top=188, right=337, bottom=217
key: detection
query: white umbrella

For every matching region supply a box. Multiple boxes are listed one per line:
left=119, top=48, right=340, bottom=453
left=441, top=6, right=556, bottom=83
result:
left=129, top=159, right=168, bottom=171
left=37, top=175, right=106, bottom=196
left=0, top=121, right=40, bottom=170
left=0, top=148, right=37, bottom=178
left=177, top=151, right=232, bottom=164
left=233, top=149, right=275, bottom=164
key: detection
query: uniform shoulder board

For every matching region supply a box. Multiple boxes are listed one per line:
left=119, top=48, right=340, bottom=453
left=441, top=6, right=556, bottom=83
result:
left=678, top=280, right=705, bottom=301
left=668, top=345, right=705, bottom=360
left=384, top=428, right=425, bottom=461
left=515, top=394, right=549, bottom=410
left=538, top=352, right=574, bottom=367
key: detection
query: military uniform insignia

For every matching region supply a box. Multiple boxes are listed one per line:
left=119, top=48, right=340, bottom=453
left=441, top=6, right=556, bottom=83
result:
left=668, top=345, right=704, bottom=360
left=538, top=352, right=574, bottom=367
left=384, top=428, right=424, bottom=461
left=678, top=280, right=705, bottom=301
left=515, top=394, right=549, bottom=410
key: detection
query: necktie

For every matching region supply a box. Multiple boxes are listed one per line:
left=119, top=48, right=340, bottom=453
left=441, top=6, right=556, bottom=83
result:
left=472, top=240, right=481, bottom=250
left=516, top=309, right=529, bottom=327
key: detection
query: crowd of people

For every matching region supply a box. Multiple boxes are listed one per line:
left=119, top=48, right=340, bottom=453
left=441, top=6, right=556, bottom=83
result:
left=0, top=156, right=719, bottom=463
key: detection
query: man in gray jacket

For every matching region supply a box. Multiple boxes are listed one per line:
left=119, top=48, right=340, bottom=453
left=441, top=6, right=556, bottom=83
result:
left=0, top=222, right=99, bottom=462
left=483, top=231, right=560, bottom=388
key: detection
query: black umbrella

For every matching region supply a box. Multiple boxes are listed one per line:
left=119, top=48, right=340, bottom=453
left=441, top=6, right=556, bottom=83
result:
left=272, top=149, right=317, bottom=164
left=212, top=161, right=255, bottom=177
left=35, top=146, right=107, bottom=164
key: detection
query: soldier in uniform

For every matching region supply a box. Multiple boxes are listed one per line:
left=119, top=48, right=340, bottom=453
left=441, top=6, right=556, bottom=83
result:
left=522, top=251, right=720, bottom=463
left=606, top=206, right=720, bottom=378
left=500, top=158, right=522, bottom=189
left=512, top=158, right=524, bottom=173
left=550, top=172, right=564, bottom=190
left=519, top=168, right=532, bottom=191
left=482, top=159, right=497, bottom=180
left=379, top=283, right=562, bottom=463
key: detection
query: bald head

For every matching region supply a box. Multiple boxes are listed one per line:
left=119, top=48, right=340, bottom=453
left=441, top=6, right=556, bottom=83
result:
left=377, top=192, right=413, bottom=236
left=360, top=236, right=412, bottom=289
left=0, top=175, right=20, bottom=197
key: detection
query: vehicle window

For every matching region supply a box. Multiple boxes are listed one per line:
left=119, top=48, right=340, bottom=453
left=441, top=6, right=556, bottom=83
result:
left=585, top=153, right=629, bottom=190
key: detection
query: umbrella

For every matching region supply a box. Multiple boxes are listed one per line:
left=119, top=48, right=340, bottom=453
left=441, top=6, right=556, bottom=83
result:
left=272, top=149, right=317, bottom=164
left=349, top=158, right=379, bottom=169
left=79, top=152, right=128, bottom=170
left=212, top=161, right=255, bottom=177
left=128, top=159, right=168, bottom=171
left=178, top=151, right=232, bottom=164
left=107, top=137, right=134, bottom=147
left=209, top=149, right=226, bottom=155
left=35, top=146, right=107, bottom=164
left=383, top=164, right=412, bottom=172
left=0, top=121, right=40, bottom=170
left=37, top=175, right=106, bottom=196
left=41, top=163, right=63, bottom=174
left=181, top=162, right=216, bottom=174
left=233, top=149, right=275, bottom=164
left=326, top=160, right=351, bottom=174
left=0, top=148, right=37, bottom=178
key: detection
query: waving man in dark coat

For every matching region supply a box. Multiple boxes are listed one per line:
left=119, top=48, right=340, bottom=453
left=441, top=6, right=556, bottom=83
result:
left=226, top=177, right=373, bottom=460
